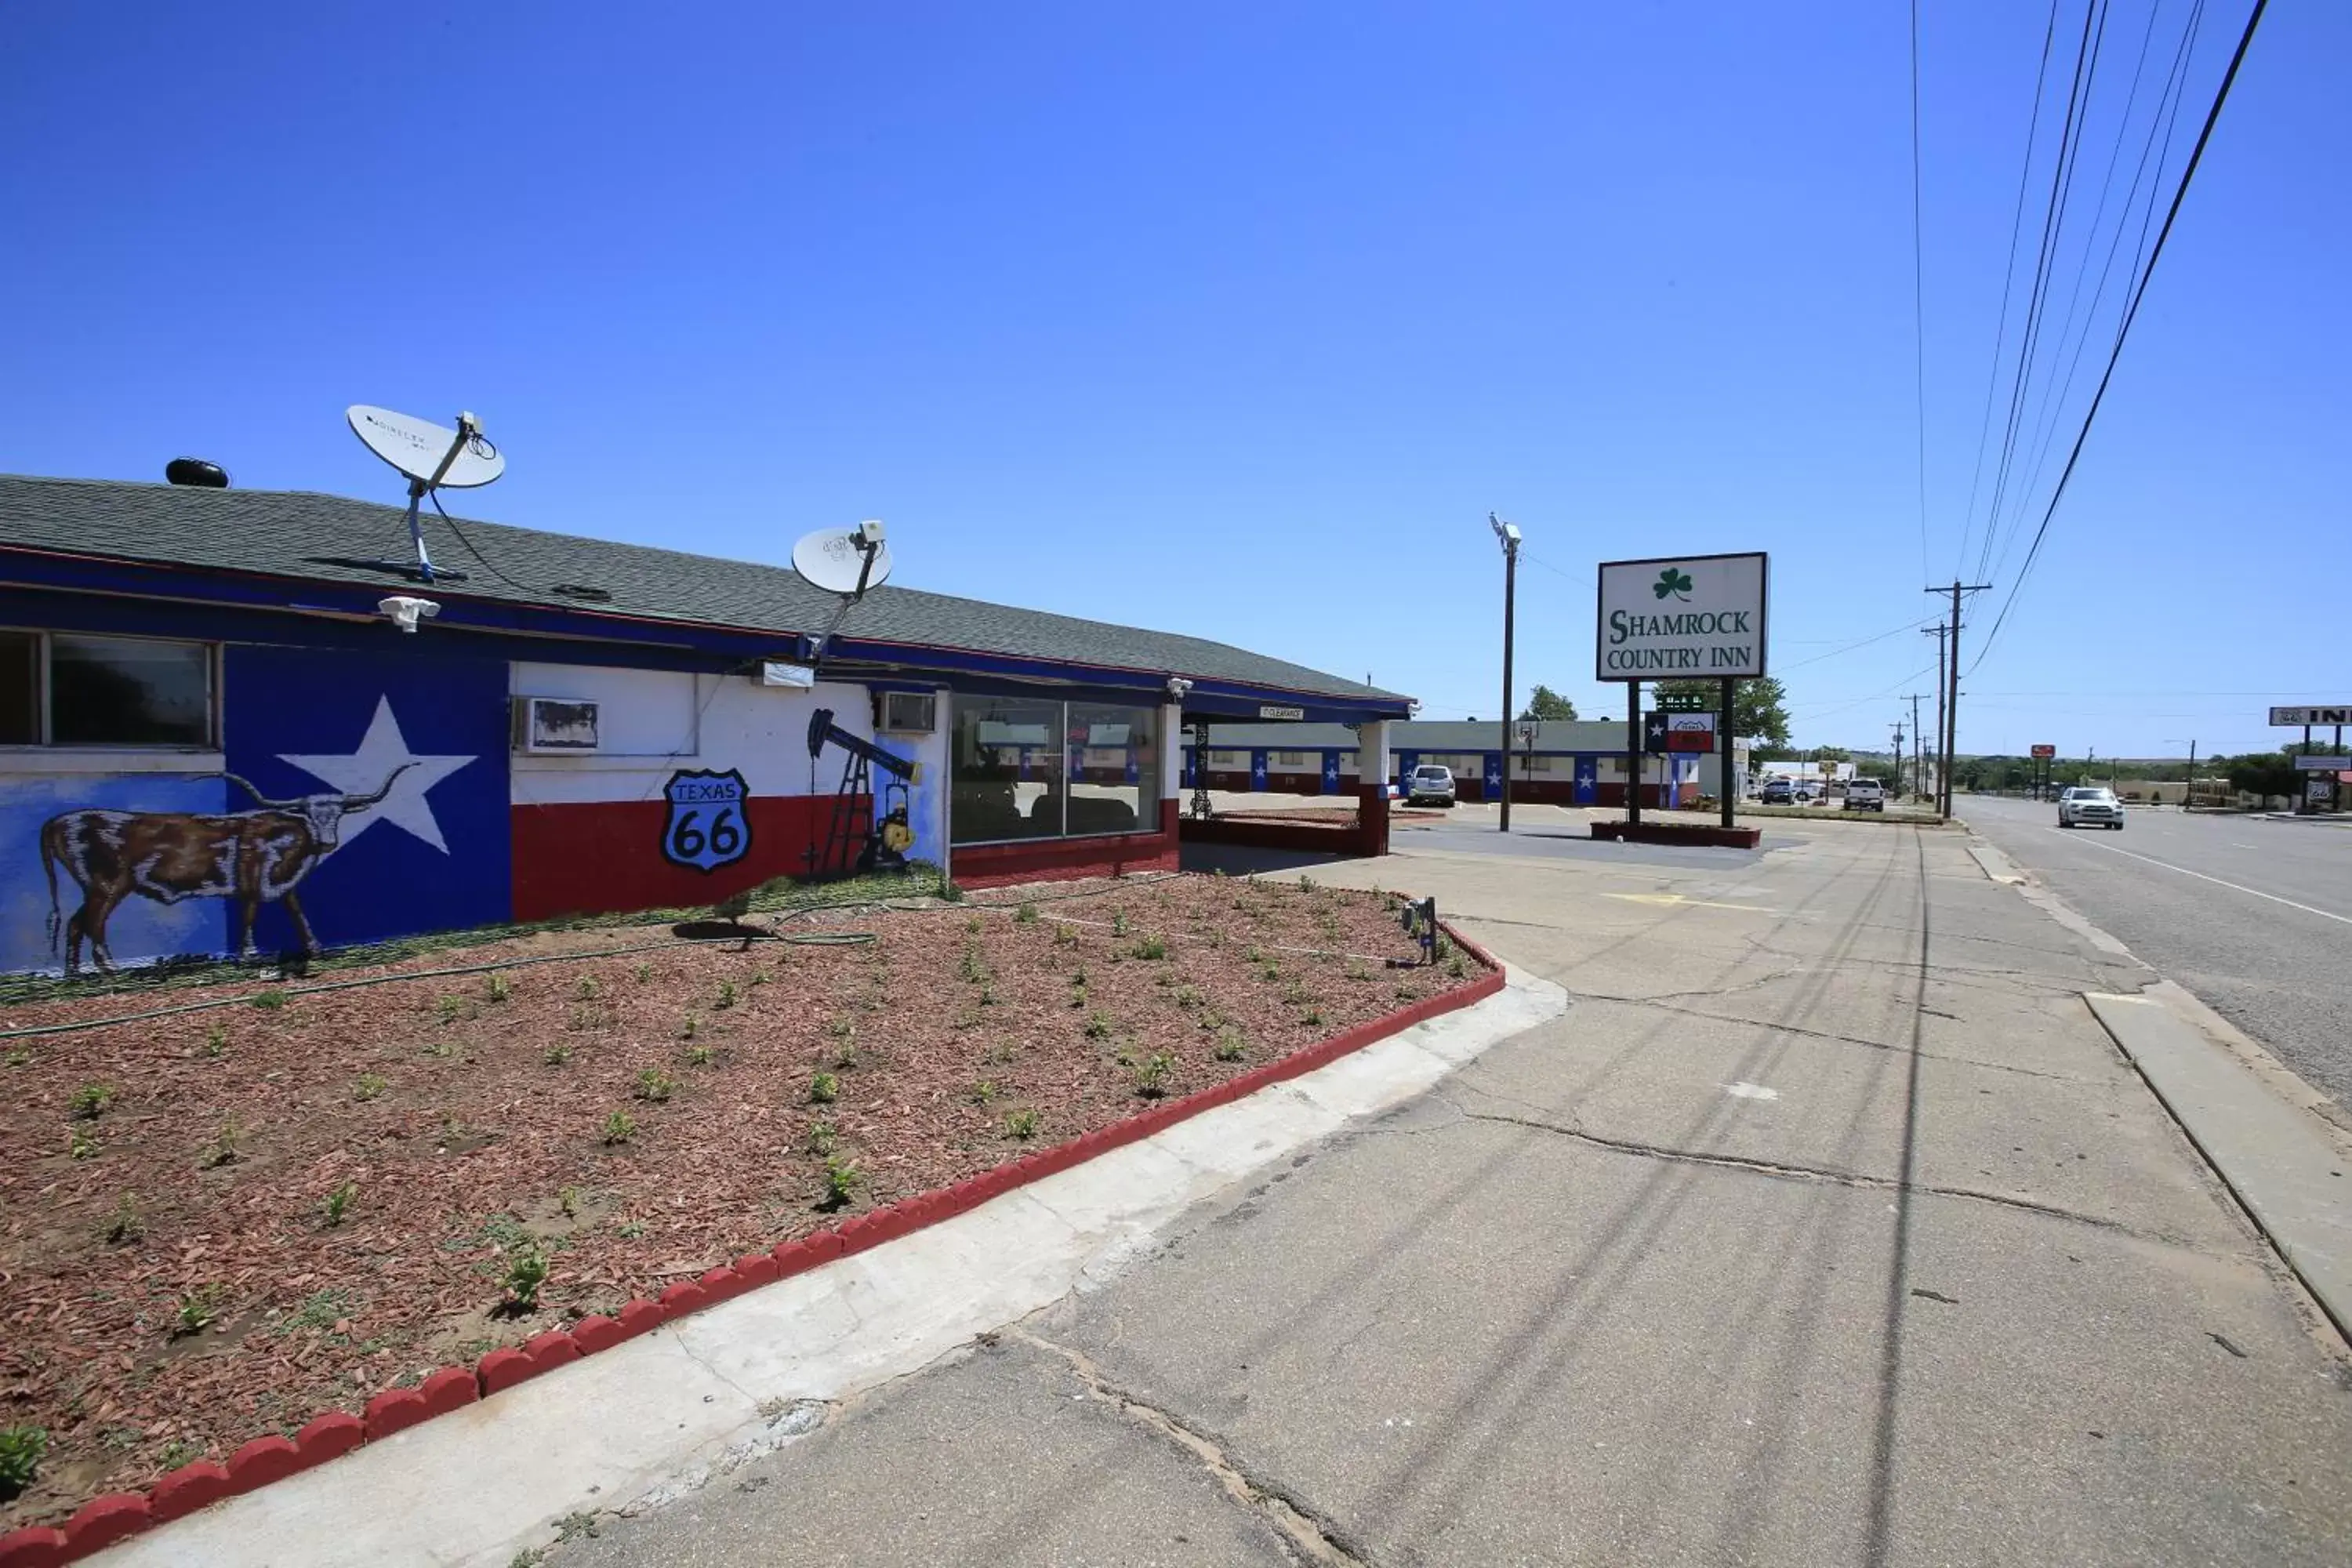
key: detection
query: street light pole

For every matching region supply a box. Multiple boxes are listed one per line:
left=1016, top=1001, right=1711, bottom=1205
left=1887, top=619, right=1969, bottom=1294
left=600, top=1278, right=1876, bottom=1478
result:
left=1491, top=514, right=1521, bottom=833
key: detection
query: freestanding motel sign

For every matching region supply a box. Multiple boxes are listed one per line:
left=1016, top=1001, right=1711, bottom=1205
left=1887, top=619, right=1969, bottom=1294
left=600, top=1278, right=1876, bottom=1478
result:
left=1596, top=553, right=1769, bottom=830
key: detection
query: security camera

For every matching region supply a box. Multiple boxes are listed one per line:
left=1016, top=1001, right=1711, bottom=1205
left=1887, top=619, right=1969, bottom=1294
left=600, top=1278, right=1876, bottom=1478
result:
left=1167, top=676, right=1194, bottom=701
left=1406, top=699, right=1422, bottom=717
left=379, top=595, right=441, bottom=633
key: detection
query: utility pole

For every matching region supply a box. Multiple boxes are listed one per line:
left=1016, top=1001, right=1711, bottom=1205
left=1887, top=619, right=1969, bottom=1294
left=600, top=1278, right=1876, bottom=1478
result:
left=1921, top=625, right=1947, bottom=811
left=1891, top=720, right=1907, bottom=800
left=1491, top=514, right=1521, bottom=833
left=1906, top=693, right=1928, bottom=803
left=1926, top=581, right=1990, bottom=818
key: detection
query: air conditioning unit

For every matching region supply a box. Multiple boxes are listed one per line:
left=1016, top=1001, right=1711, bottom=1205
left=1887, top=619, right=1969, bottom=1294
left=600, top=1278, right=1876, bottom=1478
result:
left=877, top=691, right=937, bottom=735
left=514, top=695, right=601, bottom=754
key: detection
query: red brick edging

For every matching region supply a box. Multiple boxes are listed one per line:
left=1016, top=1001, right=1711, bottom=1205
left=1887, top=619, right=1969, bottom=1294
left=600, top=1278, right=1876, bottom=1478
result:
left=0, top=937, right=1503, bottom=1567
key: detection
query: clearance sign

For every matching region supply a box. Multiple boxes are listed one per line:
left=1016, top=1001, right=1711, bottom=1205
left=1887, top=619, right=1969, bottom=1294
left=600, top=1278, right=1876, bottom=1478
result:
left=1595, top=552, right=1769, bottom=681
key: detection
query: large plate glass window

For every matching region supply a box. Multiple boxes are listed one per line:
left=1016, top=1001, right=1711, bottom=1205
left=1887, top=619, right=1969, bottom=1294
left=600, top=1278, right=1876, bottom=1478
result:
left=1069, top=702, right=1156, bottom=836
left=0, top=630, right=216, bottom=748
left=949, top=696, right=1065, bottom=844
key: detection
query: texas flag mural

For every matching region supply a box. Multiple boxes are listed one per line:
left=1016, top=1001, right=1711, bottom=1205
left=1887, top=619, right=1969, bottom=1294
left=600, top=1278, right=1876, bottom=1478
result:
left=220, top=644, right=513, bottom=953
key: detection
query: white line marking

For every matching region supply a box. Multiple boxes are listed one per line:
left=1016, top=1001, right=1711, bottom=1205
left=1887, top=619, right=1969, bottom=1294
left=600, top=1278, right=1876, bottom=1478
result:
left=2064, top=832, right=2352, bottom=926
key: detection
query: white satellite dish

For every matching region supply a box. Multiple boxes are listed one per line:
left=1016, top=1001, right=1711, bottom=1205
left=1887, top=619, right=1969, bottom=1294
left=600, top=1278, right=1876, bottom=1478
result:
left=791, top=521, right=892, bottom=661
left=792, top=524, right=894, bottom=597
left=344, top=405, right=506, bottom=584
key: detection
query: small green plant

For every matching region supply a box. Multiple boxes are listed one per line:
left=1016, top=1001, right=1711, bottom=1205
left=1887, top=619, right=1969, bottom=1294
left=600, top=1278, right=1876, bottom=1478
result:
left=1011, top=900, right=1040, bottom=926
left=986, top=1040, right=1018, bottom=1065
left=601, top=1109, right=637, bottom=1145
left=679, top=1013, right=700, bottom=1042
left=503, top=1246, right=550, bottom=1311
left=68, top=1125, right=98, bottom=1160
left=544, top=1044, right=572, bottom=1066
left=615, top=1219, right=646, bottom=1239
left=959, top=945, right=989, bottom=984
left=634, top=1068, right=676, bottom=1103
left=1260, top=963, right=1283, bottom=983
left=156, top=1438, right=203, bottom=1471
left=1202, top=927, right=1225, bottom=949
left=436, top=995, right=465, bottom=1025
left=1069, top=983, right=1090, bottom=1009
left=201, top=1022, right=228, bottom=1058
left=965, top=913, right=985, bottom=935
left=487, top=972, right=512, bottom=1004
left=1083, top=1011, right=1112, bottom=1040
left=1173, top=984, right=1203, bottom=1009
left=1214, top=1029, right=1246, bottom=1062
left=322, top=1181, right=357, bottom=1227
left=251, top=989, right=287, bottom=1010
left=1129, top=1052, right=1175, bottom=1098
left=70, top=1082, right=114, bottom=1120
left=747, top=969, right=769, bottom=988
left=970, top=1079, right=1002, bottom=1105
left=201, top=1117, right=243, bottom=1168
left=511, top=1550, right=547, bottom=1568
left=831, top=1040, right=860, bottom=1069
left=1301, top=1006, right=1326, bottom=1026
left=633, top=963, right=652, bottom=983
left=174, top=1284, right=223, bottom=1338
left=1345, top=959, right=1374, bottom=982
left=5, top=1047, right=30, bottom=1068
left=810, top=1071, right=840, bottom=1105
left=1132, top=935, right=1167, bottom=960
left=1071, top=964, right=1090, bottom=985
left=821, top=1156, right=862, bottom=1209
left=1003, top=1107, right=1041, bottom=1140
left=353, top=1073, right=387, bottom=1103
left=826, top=1015, right=855, bottom=1040
left=0, top=1425, right=47, bottom=1500
left=1446, top=953, right=1468, bottom=979
left=713, top=979, right=739, bottom=1010
left=1111, top=909, right=1131, bottom=937
left=558, top=1185, right=580, bottom=1218
left=805, top=1118, right=839, bottom=1157
left=422, top=1040, right=456, bottom=1058
left=1054, top=923, right=1080, bottom=947
left=104, top=1192, right=143, bottom=1244
left=1282, top=978, right=1312, bottom=1006
left=1243, top=945, right=1265, bottom=964
left=575, top=976, right=601, bottom=1002
left=1394, top=981, right=1425, bottom=1002
left=684, top=1044, right=715, bottom=1068
left=978, top=982, right=999, bottom=1007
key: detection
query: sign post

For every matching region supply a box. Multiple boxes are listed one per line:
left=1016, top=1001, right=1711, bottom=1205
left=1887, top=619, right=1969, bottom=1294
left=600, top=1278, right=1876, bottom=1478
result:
left=2270, top=705, right=2352, bottom=813
left=1597, top=553, right=1769, bottom=829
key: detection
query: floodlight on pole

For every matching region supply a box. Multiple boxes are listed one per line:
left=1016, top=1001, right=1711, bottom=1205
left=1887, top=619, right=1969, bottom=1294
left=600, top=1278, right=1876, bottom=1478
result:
left=1490, top=513, right=1521, bottom=832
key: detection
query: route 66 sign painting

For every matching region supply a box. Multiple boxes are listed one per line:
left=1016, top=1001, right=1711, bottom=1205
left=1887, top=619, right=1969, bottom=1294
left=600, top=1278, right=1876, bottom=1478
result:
left=661, top=769, right=752, bottom=873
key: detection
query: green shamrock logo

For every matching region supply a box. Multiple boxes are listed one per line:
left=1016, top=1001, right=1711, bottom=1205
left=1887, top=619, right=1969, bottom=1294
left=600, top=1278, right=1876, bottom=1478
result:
left=1653, top=567, right=1693, bottom=601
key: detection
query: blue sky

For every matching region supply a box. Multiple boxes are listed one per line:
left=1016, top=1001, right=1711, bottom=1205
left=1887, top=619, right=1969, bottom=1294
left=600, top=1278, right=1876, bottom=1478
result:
left=2, top=2, right=2342, bottom=757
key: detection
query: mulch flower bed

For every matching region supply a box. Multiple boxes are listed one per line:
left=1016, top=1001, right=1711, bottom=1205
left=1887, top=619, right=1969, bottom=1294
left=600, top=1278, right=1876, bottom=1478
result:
left=0, top=872, right=1481, bottom=1528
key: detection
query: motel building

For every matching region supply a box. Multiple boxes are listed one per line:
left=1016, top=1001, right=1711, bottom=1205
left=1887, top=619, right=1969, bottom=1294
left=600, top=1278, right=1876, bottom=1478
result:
left=0, top=473, right=1411, bottom=977
left=1190, top=720, right=1744, bottom=808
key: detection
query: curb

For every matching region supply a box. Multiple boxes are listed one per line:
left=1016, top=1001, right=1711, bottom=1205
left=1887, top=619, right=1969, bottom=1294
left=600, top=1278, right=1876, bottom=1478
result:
left=0, top=956, right=1504, bottom=1568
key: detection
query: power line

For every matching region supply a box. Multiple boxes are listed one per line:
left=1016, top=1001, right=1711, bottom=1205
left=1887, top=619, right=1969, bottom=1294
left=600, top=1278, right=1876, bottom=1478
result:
left=1987, top=0, right=2208, bottom=586
left=1957, top=0, right=2063, bottom=579
left=1776, top=615, right=1939, bottom=671
left=1908, top=0, right=1932, bottom=585
left=1976, top=0, right=2109, bottom=586
left=1972, top=0, right=2270, bottom=673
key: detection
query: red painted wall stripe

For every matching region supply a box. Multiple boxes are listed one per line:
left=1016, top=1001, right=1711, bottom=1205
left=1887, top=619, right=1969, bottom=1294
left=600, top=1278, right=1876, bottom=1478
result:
left=510, top=795, right=871, bottom=922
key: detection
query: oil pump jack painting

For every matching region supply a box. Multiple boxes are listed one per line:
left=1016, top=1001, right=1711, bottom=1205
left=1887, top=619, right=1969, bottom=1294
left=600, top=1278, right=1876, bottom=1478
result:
left=40, top=765, right=414, bottom=973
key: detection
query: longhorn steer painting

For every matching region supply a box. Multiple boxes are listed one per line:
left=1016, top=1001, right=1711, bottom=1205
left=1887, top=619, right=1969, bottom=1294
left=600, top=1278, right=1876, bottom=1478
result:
left=38, top=765, right=412, bottom=974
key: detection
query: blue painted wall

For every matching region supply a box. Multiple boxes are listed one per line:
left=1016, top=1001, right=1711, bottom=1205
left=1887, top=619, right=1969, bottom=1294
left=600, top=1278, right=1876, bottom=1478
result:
left=221, top=644, right=512, bottom=954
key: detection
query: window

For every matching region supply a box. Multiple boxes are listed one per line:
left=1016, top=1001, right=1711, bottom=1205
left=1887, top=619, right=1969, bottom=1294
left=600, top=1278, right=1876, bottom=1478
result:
left=1274, top=750, right=1310, bottom=768
left=1, top=630, right=216, bottom=748
left=949, top=695, right=1160, bottom=845
left=1525, top=754, right=1554, bottom=773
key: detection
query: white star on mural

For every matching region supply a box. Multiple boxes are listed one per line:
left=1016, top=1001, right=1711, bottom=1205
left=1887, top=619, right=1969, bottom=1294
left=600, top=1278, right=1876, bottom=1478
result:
left=278, top=695, right=477, bottom=854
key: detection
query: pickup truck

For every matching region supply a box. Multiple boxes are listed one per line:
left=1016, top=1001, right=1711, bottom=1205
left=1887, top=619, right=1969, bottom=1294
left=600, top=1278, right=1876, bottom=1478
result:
left=1843, top=779, right=1886, bottom=811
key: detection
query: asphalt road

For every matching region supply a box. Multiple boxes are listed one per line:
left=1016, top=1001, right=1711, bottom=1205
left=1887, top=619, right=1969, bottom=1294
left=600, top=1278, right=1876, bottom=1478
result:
left=1960, top=796, right=2352, bottom=1111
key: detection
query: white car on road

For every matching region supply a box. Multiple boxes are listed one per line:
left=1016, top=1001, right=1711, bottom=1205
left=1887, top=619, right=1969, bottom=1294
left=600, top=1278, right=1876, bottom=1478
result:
left=2057, top=786, right=2125, bottom=829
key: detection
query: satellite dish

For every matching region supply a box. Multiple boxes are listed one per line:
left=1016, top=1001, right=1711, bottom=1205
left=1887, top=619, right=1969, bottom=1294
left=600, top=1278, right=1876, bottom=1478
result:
left=347, top=406, right=506, bottom=488
left=791, top=521, right=893, bottom=662
left=343, top=405, right=506, bottom=585
left=792, top=525, right=894, bottom=597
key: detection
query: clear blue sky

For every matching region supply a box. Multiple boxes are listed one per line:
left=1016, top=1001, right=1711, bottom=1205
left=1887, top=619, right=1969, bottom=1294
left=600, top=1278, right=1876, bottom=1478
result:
left=3, top=2, right=2343, bottom=758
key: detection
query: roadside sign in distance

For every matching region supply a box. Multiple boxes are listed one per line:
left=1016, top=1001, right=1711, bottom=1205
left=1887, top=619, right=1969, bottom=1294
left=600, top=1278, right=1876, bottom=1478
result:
left=2269, top=705, right=2352, bottom=726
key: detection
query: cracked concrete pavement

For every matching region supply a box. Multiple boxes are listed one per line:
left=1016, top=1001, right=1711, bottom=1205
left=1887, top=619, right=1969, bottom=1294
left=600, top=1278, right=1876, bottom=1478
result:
left=550, top=822, right=2352, bottom=1568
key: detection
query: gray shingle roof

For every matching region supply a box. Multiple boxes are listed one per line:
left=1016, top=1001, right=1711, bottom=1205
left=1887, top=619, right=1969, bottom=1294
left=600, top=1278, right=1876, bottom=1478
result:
left=1203, top=720, right=1635, bottom=751
left=0, top=475, right=1406, bottom=706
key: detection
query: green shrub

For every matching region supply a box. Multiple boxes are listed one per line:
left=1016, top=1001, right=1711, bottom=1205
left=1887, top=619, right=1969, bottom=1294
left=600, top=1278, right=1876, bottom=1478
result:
left=1213, top=1029, right=1246, bottom=1062
left=805, top=1118, right=839, bottom=1157
left=69, top=1082, right=114, bottom=1119
left=352, top=1073, right=387, bottom=1103
left=504, top=1247, right=550, bottom=1311
left=1083, top=1011, right=1112, bottom=1040
left=251, top=989, right=288, bottom=1010
left=1014, top=902, right=1040, bottom=924
left=635, top=1068, right=676, bottom=1103
left=201, top=1117, right=243, bottom=1167
left=1132, top=935, right=1167, bottom=960
left=67, top=1125, right=98, bottom=1160
left=1053, top=923, right=1080, bottom=947
left=322, top=1182, right=356, bottom=1227
left=174, top=1285, right=223, bottom=1338
left=822, top=1157, right=861, bottom=1209
left=811, top=1071, right=840, bottom=1105
left=103, top=1192, right=142, bottom=1244
left=487, top=972, right=512, bottom=1004
left=1129, top=1052, right=1175, bottom=1098
left=544, top=1044, right=572, bottom=1066
left=601, top=1109, right=637, bottom=1145
left=1003, top=1107, right=1042, bottom=1140
left=0, top=1425, right=46, bottom=1499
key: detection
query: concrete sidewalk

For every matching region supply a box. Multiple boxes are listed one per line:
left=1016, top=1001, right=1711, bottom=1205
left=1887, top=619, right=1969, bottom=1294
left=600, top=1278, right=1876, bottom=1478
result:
left=549, top=822, right=2352, bottom=1568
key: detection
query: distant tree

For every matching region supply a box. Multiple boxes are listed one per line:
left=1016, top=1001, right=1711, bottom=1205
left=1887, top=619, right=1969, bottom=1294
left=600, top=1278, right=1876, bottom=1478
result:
left=2223, top=752, right=2297, bottom=800
left=1655, top=677, right=1790, bottom=748
left=1857, top=758, right=1904, bottom=797
left=1518, top=685, right=1579, bottom=722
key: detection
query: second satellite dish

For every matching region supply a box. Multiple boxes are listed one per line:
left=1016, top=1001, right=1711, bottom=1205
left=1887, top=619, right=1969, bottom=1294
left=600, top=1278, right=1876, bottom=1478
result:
left=347, top=405, right=506, bottom=488
left=791, top=523, right=893, bottom=597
